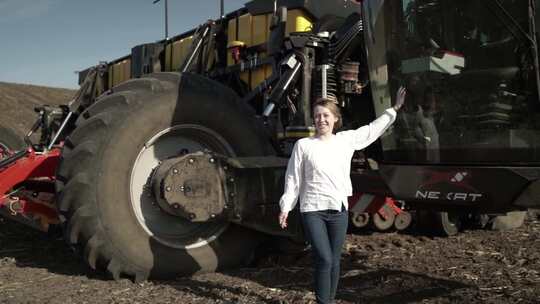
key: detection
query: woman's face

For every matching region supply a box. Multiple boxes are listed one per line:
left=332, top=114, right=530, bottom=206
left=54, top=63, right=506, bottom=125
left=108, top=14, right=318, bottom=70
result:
left=313, top=105, right=338, bottom=136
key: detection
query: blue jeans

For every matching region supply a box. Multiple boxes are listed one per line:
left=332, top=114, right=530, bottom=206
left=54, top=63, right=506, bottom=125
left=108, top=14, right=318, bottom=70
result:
left=301, top=206, right=348, bottom=304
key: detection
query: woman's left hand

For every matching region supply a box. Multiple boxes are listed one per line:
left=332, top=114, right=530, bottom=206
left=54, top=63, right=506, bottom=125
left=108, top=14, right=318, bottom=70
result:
left=393, top=86, right=407, bottom=111
left=278, top=212, right=289, bottom=229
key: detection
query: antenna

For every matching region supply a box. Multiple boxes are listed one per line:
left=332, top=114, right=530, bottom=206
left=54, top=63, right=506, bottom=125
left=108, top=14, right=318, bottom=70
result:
left=153, top=0, right=169, bottom=40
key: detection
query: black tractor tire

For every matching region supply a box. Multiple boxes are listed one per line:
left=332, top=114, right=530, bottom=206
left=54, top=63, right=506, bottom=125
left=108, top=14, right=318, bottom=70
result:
left=0, top=124, right=25, bottom=159
left=55, top=72, right=274, bottom=281
left=417, top=210, right=462, bottom=236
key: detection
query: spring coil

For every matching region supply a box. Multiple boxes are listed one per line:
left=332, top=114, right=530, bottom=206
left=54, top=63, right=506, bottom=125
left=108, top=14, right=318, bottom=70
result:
left=313, top=64, right=338, bottom=101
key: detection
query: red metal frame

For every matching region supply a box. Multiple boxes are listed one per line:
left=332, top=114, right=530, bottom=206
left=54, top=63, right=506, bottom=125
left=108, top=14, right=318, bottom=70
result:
left=0, top=148, right=60, bottom=193
left=348, top=193, right=404, bottom=220
left=0, top=147, right=61, bottom=230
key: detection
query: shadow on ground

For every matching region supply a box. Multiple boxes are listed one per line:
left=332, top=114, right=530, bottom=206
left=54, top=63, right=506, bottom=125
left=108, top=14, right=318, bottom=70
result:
left=161, top=248, right=471, bottom=304
left=0, top=219, right=102, bottom=279
left=0, top=219, right=473, bottom=303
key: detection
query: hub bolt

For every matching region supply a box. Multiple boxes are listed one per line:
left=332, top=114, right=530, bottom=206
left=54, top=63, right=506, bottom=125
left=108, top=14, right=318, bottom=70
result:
left=209, top=158, right=215, bottom=163
left=189, top=159, right=194, bottom=164
left=165, top=186, right=172, bottom=192
left=229, top=177, right=235, bottom=183
left=173, top=203, right=180, bottom=209
left=173, top=168, right=179, bottom=174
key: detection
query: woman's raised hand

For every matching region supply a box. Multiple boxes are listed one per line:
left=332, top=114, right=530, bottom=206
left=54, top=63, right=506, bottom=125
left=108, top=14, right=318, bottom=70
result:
left=393, top=86, right=407, bottom=111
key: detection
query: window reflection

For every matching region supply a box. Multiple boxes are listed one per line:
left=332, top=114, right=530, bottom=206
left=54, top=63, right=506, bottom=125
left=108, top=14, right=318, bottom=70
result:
left=376, top=0, right=540, bottom=163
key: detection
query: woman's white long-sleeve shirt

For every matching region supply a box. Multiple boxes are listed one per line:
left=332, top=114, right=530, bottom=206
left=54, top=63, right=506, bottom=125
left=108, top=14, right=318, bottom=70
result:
left=279, top=108, right=397, bottom=213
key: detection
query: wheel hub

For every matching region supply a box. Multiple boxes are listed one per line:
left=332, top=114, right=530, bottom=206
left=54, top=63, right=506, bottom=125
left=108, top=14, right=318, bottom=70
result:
left=152, top=152, right=227, bottom=222
left=130, top=124, right=234, bottom=249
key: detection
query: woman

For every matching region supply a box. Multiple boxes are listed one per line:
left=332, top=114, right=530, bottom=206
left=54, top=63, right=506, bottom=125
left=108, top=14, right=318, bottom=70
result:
left=278, top=87, right=406, bottom=304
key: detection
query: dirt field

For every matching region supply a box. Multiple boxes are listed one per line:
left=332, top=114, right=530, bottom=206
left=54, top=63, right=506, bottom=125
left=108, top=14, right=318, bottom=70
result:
left=1, top=82, right=539, bottom=303
left=0, top=212, right=539, bottom=304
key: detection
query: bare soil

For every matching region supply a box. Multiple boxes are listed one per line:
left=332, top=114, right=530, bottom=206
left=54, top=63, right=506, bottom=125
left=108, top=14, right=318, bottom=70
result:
left=1, top=82, right=539, bottom=303
left=0, top=213, right=539, bottom=304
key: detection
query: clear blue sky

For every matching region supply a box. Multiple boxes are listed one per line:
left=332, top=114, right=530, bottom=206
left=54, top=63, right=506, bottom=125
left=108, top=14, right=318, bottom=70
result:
left=0, top=0, right=246, bottom=89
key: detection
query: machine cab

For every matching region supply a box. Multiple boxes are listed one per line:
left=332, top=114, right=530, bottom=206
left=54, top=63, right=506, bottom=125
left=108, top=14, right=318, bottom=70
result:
left=365, top=0, right=540, bottom=165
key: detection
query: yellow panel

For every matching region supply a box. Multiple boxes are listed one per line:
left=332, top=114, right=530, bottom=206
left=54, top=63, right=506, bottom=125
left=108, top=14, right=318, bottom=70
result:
left=120, top=61, right=126, bottom=83
left=113, top=64, right=121, bottom=86
left=227, top=18, right=237, bottom=66
left=179, top=36, right=193, bottom=68
left=117, top=64, right=122, bottom=84
left=286, top=9, right=313, bottom=35
left=168, top=43, right=174, bottom=71
left=238, top=14, right=252, bottom=46
left=117, top=62, right=123, bottom=85
left=123, top=59, right=131, bottom=82
left=228, top=18, right=237, bottom=42
left=109, top=59, right=132, bottom=87
left=252, top=14, right=269, bottom=46
left=168, top=36, right=194, bottom=71
left=111, top=65, right=116, bottom=86
left=118, top=62, right=124, bottom=84
left=169, top=39, right=183, bottom=70
left=108, top=66, right=113, bottom=89
left=171, top=40, right=182, bottom=71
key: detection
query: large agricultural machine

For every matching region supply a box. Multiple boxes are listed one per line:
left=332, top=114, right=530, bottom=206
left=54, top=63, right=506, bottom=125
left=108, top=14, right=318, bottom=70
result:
left=1, top=0, right=540, bottom=281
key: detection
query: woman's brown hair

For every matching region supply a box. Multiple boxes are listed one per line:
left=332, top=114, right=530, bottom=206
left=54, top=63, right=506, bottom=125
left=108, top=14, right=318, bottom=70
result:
left=312, top=98, right=343, bottom=132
